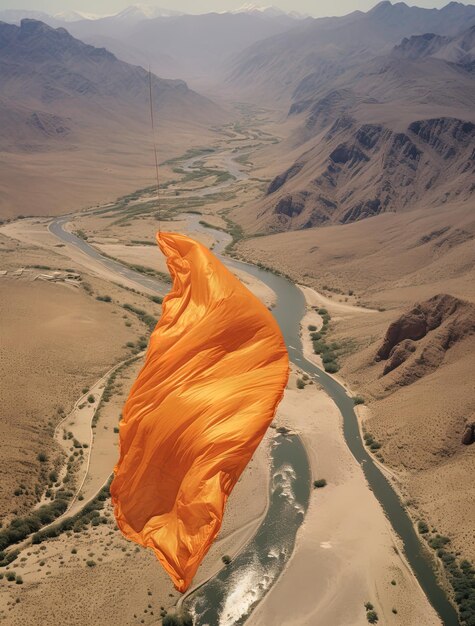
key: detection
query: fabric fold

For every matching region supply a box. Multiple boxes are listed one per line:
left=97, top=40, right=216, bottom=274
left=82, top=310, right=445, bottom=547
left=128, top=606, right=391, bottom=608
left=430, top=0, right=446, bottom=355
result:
left=111, top=232, right=289, bottom=592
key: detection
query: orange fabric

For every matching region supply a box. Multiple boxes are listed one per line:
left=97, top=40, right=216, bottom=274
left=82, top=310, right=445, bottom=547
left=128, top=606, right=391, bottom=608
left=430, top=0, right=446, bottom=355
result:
left=111, top=232, right=288, bottom=592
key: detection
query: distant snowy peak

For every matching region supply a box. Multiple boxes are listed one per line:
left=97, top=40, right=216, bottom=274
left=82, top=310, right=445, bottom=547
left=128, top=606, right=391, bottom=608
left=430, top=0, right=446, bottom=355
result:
left=230, top=4, right=308, bottom=19
left=53, top=11, right=107, bottom=22
left=114, top=4, right=183, bottom=20
left=0, top=8, right=110, bottom=24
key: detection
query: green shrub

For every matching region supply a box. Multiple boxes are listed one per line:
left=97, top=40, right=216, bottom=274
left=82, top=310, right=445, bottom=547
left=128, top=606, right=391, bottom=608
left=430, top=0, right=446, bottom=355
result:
left=313, top=340, right=326, bottom=354
left=150, top=295, right=163, bottom=304
left=429, top=535, right=450, bottom=550
left=296, top=378, right=305, bottom=390
left=308, top=325, right=317, bottom=331
left=87, top=394, right=95, bottom=404
left=353, top=396, right=365, bottom=405
left=222, top=554, right=232, bottom=565
left=324, top=362, right=339, bottom=373
left=364, top=602, right=374, bottom=611
left=96, top=295, right=112, bottom=303
left=418, top=521, right=429, bottom=534
left=313, top=479, right=327, bottom=489
left=37, top=452, right=48, bottom=463
left=86, top=560, right=96, bottom=567
left=366, top=610, right=378, bottom=623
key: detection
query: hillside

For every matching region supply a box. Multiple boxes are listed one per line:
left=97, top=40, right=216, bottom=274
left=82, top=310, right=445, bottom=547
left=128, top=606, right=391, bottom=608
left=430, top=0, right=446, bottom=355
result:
left=61, top=11, right=302, bottom=84
left=0, top=19, right=225, bottom=218
left=346, top=295, right=475, bottom=562
left=231, top=23, right=475, bottom=233
left=226, top=1, right=475, bottom=102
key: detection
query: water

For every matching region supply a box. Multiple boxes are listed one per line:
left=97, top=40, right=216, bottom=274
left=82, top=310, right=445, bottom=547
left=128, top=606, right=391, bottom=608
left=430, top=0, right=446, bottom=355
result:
left=49, top=215, right=460, bottom=626
left=189, top=435, right=310, bottom=626
left=223, top=257, right=460, bottom=626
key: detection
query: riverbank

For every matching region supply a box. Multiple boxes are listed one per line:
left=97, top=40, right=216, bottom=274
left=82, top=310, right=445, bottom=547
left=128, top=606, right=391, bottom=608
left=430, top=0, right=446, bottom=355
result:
left=0, top=134, right=456, bottom=625
left=249, top=368, right=440, bottom=625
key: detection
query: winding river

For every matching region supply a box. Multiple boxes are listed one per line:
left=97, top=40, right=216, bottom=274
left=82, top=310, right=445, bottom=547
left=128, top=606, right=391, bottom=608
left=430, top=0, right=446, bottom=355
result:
left=47, top=158, right=460, bottom=624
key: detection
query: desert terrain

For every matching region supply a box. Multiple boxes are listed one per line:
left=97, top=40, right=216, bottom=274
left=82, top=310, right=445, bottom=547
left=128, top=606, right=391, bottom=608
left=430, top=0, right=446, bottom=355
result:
left=1, top=3, right=474, bottom=626
left=0, top=108, right=445, bottom=625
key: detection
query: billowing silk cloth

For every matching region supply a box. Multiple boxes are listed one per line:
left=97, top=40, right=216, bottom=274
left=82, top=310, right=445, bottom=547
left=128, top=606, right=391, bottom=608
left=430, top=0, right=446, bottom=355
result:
left=111, top=232, right=289, bottom=592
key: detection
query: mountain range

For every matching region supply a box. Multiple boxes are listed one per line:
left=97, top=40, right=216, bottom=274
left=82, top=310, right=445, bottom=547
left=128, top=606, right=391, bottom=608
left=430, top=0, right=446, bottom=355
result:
left=0, top=5, right=307, bottom=82
left=0, top=19, right=224, bottom=217
left=226, top=1, right=475, bottom=101
left=230, top=6, right=475, bottom=233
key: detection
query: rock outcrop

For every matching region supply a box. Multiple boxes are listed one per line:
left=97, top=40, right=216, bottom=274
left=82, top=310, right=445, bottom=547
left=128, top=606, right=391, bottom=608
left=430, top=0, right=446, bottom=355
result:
left=375, top=294, right=475, bottom=385
left=264, top=113, right=474, bottom=231
left=267, top=163, right=303, bottom=195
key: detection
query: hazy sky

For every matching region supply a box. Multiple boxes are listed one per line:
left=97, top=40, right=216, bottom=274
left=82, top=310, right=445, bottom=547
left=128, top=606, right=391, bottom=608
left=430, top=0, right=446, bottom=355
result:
left=1, top=0, right=473, bottom=17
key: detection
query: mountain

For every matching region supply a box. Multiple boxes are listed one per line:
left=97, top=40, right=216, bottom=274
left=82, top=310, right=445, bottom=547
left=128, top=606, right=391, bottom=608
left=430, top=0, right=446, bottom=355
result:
left=226, top=1, right=475, bottom=102
left=0, top=9, right=59, bottom=25
left=112, top=4, right=183, bottom=20
left=230, top=4, right=308, bottom=19
left=0, top=5, right=307, bottom=83
left=63, top=10, right=301, bottom=84
left=393, top=24, right=475, bottom=70
left=53, top=11, right=107, bottom=22
left=230, top=14, right=475, bottom=234
left=0, top=19, right=225, bottom=218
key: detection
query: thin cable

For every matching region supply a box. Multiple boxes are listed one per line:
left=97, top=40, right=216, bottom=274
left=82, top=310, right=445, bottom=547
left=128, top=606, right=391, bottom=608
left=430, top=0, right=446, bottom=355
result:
left=148, top=66, right=161, bottom=232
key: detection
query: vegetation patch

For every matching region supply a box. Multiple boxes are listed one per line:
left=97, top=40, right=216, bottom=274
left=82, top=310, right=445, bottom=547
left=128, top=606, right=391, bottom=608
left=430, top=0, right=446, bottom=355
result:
left=0, top=489, right=72, bottom=557
left=363, top=432, right=383, bottom=461
left=418, top=529, right=475, bottom=625
left=220, top=213, right=245, bottom=254
left=92, top=357, right=139, bottom=428
left=122, top=303, right=157, bottom=332
left=309, top=309, right=341, bottom=373
left=313, top=479, right=327, bottom=489
left=364, top=603, right=378, bottom=623
left=31, top=481, right=111, bottom=545
left=149, top=295, right=163, bottom=305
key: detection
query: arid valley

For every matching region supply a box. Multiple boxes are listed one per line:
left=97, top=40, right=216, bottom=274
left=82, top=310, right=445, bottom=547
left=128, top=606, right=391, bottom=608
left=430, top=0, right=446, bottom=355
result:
left=0, top=2, right=474, bottom=626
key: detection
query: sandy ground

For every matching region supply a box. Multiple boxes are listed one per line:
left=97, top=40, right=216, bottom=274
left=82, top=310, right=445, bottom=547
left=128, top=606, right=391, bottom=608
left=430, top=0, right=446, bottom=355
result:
left=297, top=276, right=475, bottom=572
left=1, top=217, right=276, bottom=310
left=0, top=193, right=279, bottom=624
left=251, top=373, right=441, bottom=626
left=0, top=417, right=271, bottom=626
left=0, top=115, right=453, bottom=625
left=0, top=270, right=135, bottom=521
left=236, top=202, right=475, bottom=310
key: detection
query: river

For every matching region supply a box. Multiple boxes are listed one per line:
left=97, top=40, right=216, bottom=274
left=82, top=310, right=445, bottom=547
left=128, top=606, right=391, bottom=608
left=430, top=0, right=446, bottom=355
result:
left=47, top=153, right=460, bottom=625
